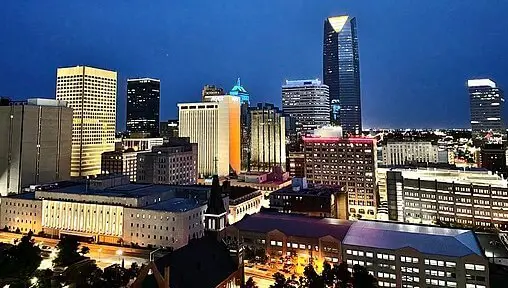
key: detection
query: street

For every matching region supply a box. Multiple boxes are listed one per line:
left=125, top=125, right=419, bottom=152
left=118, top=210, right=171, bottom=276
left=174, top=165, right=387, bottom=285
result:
left=0, top=232, right=150, bottom=269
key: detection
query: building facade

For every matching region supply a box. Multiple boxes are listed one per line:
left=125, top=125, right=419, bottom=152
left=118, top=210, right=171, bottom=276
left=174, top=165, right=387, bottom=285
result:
left=202, top=84, right=225, bottom=101
left=178, top=96, right=241, bottom=177
left=101, top=149, right=143, bottom=182
left=287, top=152, right=305, bottom=178
left=303, top=134, right=377, bottom=219
left=381, top=167, right=508, bottom=231
left=382, top=141, right=439, bottom=166
left=226, top=213, right=489, bottom=288
left=269, top=178, right=348, bottom=219
left=136, top=138, right=198, bottom=185
left=122, top=137, right=164, bottom=152
left=0, top=175, right=221, bottom=250
left=468, top=79, right=505, bottom=141
left=56, top=66, right=117, bottom=177
left=228, top=79, right=251, bottom=173
left=480, top=143, right=506, bottom=175
left=282, top=79, right=330, bottom=135
left=126, top=78, right=160, bottom=138
left=250, top=103, right=286, bottom=172
left=159, top=120, right=179, bottom=141
left=323, top=16, right=362, bottom=134
left=0, top=99, right=72, bottom=195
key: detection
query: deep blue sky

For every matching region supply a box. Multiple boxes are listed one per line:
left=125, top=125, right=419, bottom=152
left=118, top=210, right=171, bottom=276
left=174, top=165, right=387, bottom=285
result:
left=1, top=1, right=507, bottom=130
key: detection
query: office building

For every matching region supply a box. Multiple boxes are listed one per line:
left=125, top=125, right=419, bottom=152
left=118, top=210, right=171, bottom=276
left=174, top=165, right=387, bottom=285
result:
left=227, top=213, right=489, bottom=288
left=282, top=79, right=330, bottom=134
left=323, top=16, right=362, bottom=134
left=0, top=175, right=227, bottom=249
left=0, top=98, right=72, bottom=195
left=468, top=79, right=505, bottom=141
left=126, top=78, right=160, bottom=137
left=382, top=141, right=440, bottom=166
left=178, top=96, right=240, bottom=177
left=229, top=78, right=251, bottom=172
left=101, top=149, right=144, bottom=182
left=380, top=167, right=508, bottom=230
left=480, top=143, right=506, bottom=175
left=122, top=137, right=164, bottom=151
left=303, top=131, right=377, bottom=219
left=269, top=178, right=348, bottom=219
left=250, top=103, right=286, bottom=172
left=136, top=138, right=198, bottom=185
left=287, top=152, right=305, bottom=177
left=202, top=84, right=224, bottom=101
left=159, top=120, right=179, bottom=141
left=56, top=66, right=117, bottom=177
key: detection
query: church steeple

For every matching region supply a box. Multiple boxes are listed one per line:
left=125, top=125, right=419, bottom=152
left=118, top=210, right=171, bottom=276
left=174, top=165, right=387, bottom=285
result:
left=204, top=175, right=227, bottom=239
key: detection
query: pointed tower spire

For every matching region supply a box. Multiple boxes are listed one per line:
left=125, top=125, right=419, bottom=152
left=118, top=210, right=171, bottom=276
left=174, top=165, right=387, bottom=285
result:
left=236, top=77, right=241, bottom=87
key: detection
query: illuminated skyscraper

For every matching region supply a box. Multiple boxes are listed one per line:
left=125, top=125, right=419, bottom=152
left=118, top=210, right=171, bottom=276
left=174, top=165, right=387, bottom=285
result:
left=56, top=66, right=117, bottom=177
left=178, top=96, right=240, bottom=177
left=250, top=103, right=286, bottom=172
left=126, top=78, right=160, bottom=137
left=282, top=79, right=330, bottom=134
left=229, top=78, right=251, bottom=172
left=468, top=79, right=505, bottom=141
left=323, top=15, right=362, bottom=135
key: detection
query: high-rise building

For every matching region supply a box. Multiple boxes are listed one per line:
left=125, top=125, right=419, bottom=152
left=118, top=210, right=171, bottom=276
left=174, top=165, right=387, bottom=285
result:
left=202, top=85, right=224, bottom=101
left=303, top=131, right=377, bottom=220
left=323, top=16, right=362, bottom=134
left=178, top=96, right=240, bottom=177
left=229, top=78, right=251, bottom=172
left=126, top=78, right=160, bottom=138
left=159, top=120, right=179, bottom=141
left=250, top=103, right=286, bottom=172
left=468, top=79, right=505, bottom=141
left=282, top=79, right=330, bottom=134
left=56, top=66, right=117, bottom=177
left=136, top=138, right=198, bottom=185
left=0, top=98, right=72, bottom=195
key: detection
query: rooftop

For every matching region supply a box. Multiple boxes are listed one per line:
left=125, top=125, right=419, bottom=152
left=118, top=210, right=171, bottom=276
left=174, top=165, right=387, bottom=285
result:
left=343, top=221, right=484, bottom=257
left=273, top=185, right=341, bottom=196
left=233, top=212, right=353, bottom=241
left=144, top=197, right=202, bottom=212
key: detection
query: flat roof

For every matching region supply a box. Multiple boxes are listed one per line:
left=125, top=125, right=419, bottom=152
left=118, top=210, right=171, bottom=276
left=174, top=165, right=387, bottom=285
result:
left=43, top=183, right=208, bottom=199
left=343, top=221, right=483, bottom=257
left=233, top=212, right=353, bottom=241
left=8, top=192, right=36, bottom=199
left=272, top=185, right=341, bottom=196
left=144, top=198, right=202, bottom=212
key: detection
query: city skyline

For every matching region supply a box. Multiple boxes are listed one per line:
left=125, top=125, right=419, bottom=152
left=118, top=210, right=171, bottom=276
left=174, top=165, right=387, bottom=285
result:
left=1, top=1, right=508, bottom=129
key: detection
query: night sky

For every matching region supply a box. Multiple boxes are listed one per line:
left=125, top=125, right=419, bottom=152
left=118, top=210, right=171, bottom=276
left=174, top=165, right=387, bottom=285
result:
left=1, top=1, right=507, bottom=130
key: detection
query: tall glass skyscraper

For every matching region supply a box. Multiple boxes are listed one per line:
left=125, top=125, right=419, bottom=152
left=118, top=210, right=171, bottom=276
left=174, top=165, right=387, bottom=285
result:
left=323, top=15, right=362, bottom=135
left=468, top=79, right=505, bottom=142
left=126, top=78, right=160, bottom=137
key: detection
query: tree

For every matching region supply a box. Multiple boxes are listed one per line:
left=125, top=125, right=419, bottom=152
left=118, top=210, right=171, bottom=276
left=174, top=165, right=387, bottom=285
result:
left=332, top=262, right=351, bottom=288
left=0, top=231, right=42, bottom=285
left=321, top=262, right=334, bottom=287
left=53, top=237, right=85, bottom=267
left=244, top=277, right=258, bottom=288
left=302, top=264, right=324, bottom=288
left=33, top=268, right=60, bottom=288
left=80, top=246, right=90, bottom=256
left=351, top=264, right=376, bottom=288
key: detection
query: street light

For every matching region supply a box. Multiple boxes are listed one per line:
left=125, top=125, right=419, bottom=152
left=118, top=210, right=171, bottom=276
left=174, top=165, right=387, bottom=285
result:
left=116, top=249, right=123, bottom=265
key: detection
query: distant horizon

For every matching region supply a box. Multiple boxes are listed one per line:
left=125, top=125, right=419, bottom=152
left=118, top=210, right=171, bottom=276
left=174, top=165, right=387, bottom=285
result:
left=1, top=1, right=507, bottom=130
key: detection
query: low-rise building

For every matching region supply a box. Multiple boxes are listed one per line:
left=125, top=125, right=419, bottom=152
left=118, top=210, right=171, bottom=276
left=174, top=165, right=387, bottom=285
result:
left=101, top=149, right=144, bottom=181
left=379, top=167, right=508, bottom=230
left=269, top=178, right=348, bottom=219
left=224, top=168, right=292, bottom=194
left=136, top=137, right=198, bottom=185
left=0, top=175, right=230, bottom=250
left=226, top=185, right=263, bottom=225
left=226, top=212, right=490, bottom=288
left=287, top=152, right=305, bottom=178
left=382, top=141, right=439, bottom=166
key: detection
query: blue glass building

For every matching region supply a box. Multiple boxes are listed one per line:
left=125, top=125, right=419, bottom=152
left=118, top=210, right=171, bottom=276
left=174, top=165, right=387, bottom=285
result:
left=323, top=16, right=362, bottom=135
